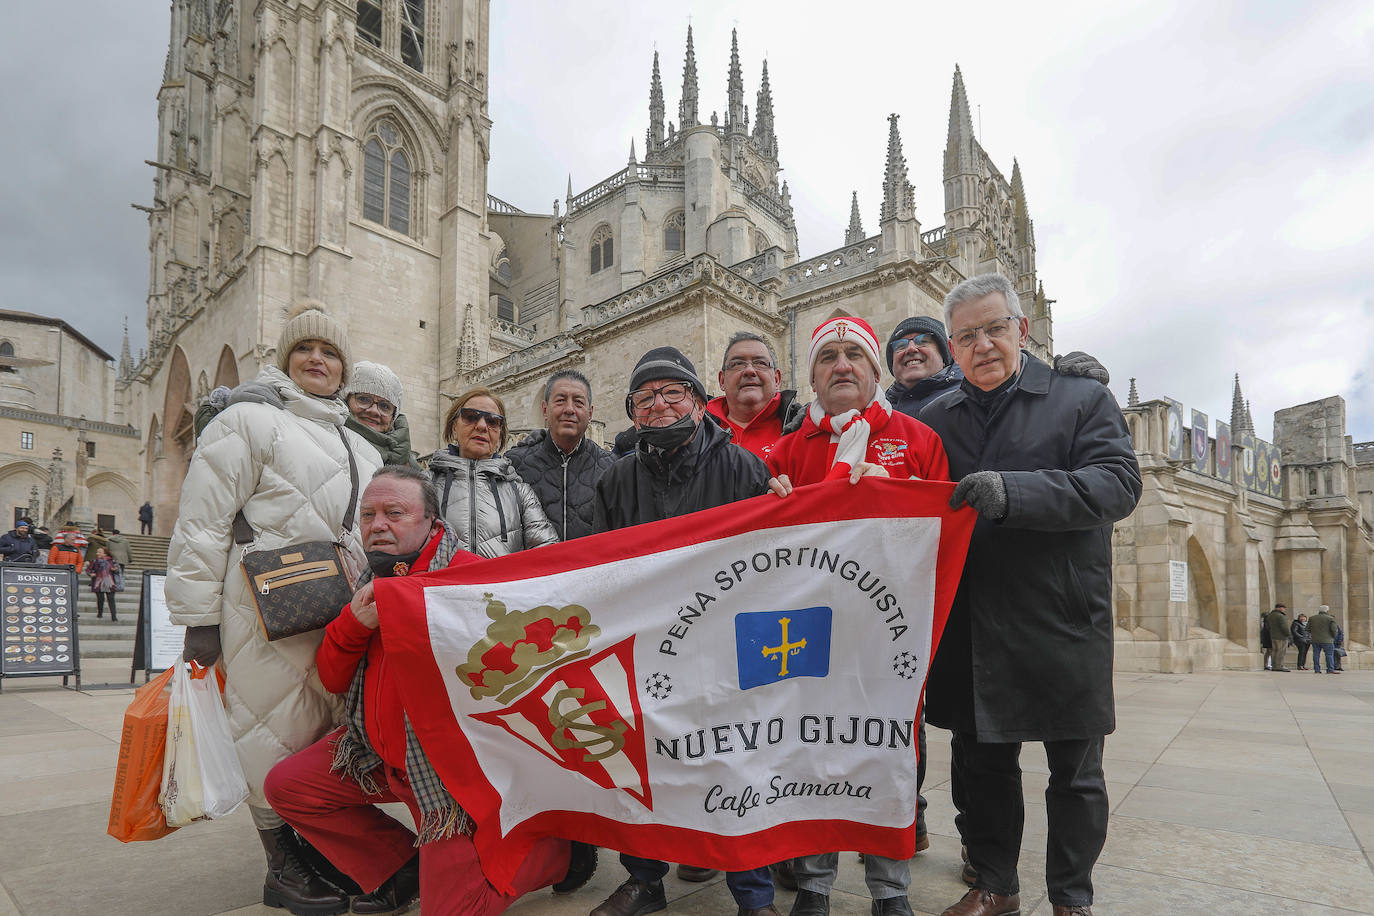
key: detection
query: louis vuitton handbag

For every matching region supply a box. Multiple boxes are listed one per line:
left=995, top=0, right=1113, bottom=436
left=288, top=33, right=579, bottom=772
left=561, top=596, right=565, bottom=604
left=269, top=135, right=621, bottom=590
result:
left=236, top=426, right=360, bottom=641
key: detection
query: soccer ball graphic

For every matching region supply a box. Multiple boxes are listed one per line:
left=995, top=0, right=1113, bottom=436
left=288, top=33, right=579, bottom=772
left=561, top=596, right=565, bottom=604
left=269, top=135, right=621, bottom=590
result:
left=892, top=652, right=919, bottom=679
left=644, top=672, right=672, bottom=700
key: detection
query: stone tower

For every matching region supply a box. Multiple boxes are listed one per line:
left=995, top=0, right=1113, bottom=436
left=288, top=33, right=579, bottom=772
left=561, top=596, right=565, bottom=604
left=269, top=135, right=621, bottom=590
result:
left=137, top=0, right=492, bottom=522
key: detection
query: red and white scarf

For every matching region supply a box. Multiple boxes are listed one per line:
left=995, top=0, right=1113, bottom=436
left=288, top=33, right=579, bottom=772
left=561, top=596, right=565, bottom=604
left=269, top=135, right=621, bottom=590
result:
left=810, top=391, right=892, bottom=480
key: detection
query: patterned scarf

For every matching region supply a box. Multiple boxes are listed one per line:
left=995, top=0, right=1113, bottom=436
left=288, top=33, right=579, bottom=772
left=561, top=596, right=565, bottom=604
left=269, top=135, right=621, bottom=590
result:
left=330, top=527, right=474, bottom=845
left=809, top=391, right=892, bottom=480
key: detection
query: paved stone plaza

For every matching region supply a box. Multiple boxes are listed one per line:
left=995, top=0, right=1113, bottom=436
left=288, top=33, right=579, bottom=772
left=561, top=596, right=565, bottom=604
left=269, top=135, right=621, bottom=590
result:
left=1, top=660, right=1372, bottom=915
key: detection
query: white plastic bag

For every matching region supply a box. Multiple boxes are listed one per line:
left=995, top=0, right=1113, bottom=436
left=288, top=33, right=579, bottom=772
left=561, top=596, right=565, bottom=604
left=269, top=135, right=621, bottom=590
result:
left=159, top=663, right=248, bottom=826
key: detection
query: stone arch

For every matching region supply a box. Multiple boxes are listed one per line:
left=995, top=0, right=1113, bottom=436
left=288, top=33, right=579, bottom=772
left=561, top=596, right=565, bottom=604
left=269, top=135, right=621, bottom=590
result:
left=0, top=461, right=47, bottom=528
left=144, top=413, right=160, bottom=508
left=156, top=348, right=195, bottom=530
left=213, top=345, right=239, bottom=389
left=1186, top=536, right=1221, bottom=635
left=351, top=88, right=442, bottom=176
left=88, top=471, right=139, bottom=532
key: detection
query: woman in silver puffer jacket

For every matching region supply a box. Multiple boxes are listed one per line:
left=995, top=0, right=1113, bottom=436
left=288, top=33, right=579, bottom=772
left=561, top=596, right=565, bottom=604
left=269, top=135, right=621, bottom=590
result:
left=427, top=387, right=559, bottom=556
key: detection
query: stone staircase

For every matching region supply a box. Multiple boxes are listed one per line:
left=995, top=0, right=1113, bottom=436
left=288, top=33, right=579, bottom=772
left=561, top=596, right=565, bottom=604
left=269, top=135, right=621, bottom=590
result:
left=76, top=534, right=172, bottom=661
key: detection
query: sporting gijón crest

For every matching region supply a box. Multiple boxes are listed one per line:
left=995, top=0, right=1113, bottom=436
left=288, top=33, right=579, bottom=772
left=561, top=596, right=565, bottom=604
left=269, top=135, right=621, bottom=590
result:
left=459, top=595, right=652, bottom=809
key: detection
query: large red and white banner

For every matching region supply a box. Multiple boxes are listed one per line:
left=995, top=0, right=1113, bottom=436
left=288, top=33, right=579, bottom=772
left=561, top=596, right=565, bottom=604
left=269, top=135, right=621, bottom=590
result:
left=373, top=477, right=974, bottom=892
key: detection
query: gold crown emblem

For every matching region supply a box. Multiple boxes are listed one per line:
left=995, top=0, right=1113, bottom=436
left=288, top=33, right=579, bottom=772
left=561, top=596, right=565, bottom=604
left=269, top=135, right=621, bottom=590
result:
left=456, top=593, right=600, bottom=702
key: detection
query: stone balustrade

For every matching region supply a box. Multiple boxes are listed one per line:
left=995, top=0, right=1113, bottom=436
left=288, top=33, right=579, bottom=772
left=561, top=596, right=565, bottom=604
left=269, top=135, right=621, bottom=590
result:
left=486, top=194, right=523, bottom=214
left=781, top=236, right=882, bottom=291
left=921, top=225, right=946, bottom=246
left=468, top=334, right=580, bottom=386
left=569, top=164, right=685, bottom=214
left=580, top=254, right=774, bottom=327
left=491, top=317, right=535, bottom=342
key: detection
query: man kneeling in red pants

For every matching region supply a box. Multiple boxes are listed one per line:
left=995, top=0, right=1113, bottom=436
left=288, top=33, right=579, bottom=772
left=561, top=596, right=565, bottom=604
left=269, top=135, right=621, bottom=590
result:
left=266, top=465, right=593, bottom=916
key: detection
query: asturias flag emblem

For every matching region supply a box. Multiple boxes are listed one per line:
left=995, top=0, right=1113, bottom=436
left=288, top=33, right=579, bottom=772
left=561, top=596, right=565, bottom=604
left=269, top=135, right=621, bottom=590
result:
left=735, top=606, right=832, bottom=690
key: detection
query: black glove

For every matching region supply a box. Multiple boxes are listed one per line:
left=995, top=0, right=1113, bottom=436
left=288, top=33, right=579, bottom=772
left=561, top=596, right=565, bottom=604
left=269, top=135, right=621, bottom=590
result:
left=949, top=471, right=1008, bottom=521
left=182, top=625, right=222, bottom=666
left=1053, top=351, right=1110, bottom=386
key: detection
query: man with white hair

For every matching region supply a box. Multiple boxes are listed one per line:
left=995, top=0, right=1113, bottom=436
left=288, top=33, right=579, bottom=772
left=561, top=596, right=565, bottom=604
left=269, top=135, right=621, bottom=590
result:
left=919, top=274, right=1142, bottom=916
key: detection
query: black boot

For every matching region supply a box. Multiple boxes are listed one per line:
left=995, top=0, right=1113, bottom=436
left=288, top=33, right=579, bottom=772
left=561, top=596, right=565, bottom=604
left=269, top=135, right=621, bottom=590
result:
left=259, top=826, right=350, bottom=916
left=552, top=841, right=598, bottom=895
left=351, top=853, right=419, bottom=915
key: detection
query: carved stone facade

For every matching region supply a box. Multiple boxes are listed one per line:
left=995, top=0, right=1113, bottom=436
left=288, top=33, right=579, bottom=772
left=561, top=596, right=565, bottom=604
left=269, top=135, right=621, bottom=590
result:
left=0, top=313, right=141, bottom=532
left=1115, top=381, right=1372, bottom=672
left=482, top=31, right=1049, bottom=435
left=131, top=0, right=492, bottom=530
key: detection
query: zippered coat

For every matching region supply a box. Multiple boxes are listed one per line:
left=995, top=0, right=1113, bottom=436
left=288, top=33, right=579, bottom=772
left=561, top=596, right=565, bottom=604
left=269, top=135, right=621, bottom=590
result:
left=426, top=448, right=559, bottom=557
left=165, top=366, right=382, bottom=809
left=919, top=353, right=1142, bottom=743
left=506, top=430, right=615, bottom=541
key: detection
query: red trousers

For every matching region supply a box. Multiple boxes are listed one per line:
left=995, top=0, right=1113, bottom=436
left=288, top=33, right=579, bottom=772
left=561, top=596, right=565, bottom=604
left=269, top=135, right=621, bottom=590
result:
left=265, top=729, right=570, bottom=916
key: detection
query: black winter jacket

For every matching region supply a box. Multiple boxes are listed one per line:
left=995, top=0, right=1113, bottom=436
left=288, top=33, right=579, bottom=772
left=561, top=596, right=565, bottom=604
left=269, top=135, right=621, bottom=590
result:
left=507, top=430, right=615, bottom=541
left=593, top=418, right=770, bottom=532
left=0, top=530, right=39, bottom=562
left=919, top=353, right=1142, bottom=743
left=886, top=365, right=964, bottom=418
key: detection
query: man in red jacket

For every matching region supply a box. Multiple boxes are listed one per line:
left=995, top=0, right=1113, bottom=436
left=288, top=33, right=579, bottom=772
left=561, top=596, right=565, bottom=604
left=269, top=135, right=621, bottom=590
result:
left=704, top=331, right=799, bottom=459
left=265, top=466, right=586, bottom=916
left=765, top=315, right=949, bottom=916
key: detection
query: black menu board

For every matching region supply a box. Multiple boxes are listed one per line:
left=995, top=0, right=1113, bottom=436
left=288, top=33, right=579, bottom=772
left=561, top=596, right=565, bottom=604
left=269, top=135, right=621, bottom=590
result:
left=1, top=564, right=81, bottom=686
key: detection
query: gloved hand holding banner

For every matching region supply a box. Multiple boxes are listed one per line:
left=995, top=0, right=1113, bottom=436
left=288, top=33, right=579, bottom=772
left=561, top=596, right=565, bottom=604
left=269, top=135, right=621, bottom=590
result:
left=373, top=477, right=974, bottom=894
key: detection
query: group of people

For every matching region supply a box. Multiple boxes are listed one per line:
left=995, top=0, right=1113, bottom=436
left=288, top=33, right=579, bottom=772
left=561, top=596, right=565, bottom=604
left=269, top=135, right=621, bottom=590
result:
left=1, top=519, right=131, bottom=620
left=164, top=276, right=1140, bottom=916
left=1261, top=603, right=1346, bottom=674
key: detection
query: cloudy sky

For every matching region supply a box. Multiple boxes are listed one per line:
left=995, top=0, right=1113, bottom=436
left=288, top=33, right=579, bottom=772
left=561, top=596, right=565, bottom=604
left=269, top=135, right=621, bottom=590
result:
left=5, top=1, right=1371, bottom=444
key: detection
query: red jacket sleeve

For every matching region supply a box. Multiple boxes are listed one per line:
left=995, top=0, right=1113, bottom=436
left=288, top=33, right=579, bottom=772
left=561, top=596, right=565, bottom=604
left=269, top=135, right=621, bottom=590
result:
left=917, top=427, right=951, bottom=482
left=316, top=605, right=377, bottom=694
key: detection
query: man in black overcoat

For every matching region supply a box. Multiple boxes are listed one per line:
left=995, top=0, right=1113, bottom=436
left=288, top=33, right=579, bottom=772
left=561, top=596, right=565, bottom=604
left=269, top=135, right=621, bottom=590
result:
left=919, top=274, right=1142, bottom=916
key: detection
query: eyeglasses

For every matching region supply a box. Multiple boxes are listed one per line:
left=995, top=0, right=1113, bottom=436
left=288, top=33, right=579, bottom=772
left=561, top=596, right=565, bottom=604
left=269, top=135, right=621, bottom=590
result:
left=350, top=393, right=396, bottom=416
left=891, top=333, right=937, bottom=353
left=628, top=382, right=693, bottom=411
left=950, top=316, right=1019, bottom=350
left=458, top=407, right=504, bottom=429
left=723, top=357, right=775, bottom=372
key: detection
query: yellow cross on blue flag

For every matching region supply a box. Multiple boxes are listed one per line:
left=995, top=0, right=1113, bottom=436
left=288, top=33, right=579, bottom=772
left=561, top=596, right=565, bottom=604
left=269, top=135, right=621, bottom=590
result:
left=735, top=606, right=832, bottom=689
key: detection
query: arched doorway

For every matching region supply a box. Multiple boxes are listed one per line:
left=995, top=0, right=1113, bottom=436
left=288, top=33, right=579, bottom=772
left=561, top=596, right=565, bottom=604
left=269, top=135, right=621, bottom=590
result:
left=213, top=344, right=240, bottom=390
left=1186, top=537, right=1221, bottom=635
left=154, top=348, right=194, bottom=532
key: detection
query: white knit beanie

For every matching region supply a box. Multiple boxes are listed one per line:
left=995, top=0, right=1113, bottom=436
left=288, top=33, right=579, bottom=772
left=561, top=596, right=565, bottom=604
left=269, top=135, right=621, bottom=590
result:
left=343, top=361, right=403, bottom=412
left=276, top=299, right=352, bottom=388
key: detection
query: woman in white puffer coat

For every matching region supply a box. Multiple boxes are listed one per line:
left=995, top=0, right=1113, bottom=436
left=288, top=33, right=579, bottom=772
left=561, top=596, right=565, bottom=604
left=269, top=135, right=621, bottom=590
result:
left=166, top=301, right=382, bottom=909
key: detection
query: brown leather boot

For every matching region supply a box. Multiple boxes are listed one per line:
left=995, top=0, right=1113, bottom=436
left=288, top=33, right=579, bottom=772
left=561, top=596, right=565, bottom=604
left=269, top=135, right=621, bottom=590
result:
left=938, top=888, right=1021, bottom=916
left=258, top=826, right=350, bottom=916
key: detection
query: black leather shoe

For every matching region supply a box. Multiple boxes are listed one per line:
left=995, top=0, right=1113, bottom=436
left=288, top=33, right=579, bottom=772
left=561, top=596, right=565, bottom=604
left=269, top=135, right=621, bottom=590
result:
left=350, top=854, right=418, bottom=915
left=591, top=878, right=667, bottom=916
left=259, top=828, right=350, bottom=916
left=552, top=842, right=598, bottom=895
left=788, top=889, right=830, bottom=916
left=676, top=864, right=720, bottom=882
left=872, top=896, right=915, bottom=916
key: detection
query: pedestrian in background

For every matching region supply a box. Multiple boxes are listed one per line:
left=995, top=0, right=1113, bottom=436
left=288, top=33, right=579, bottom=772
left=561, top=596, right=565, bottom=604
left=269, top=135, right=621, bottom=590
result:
left=1291, top=613, right=1311, bottom=670
left=1308, top=605, right=1339, bottom=675
left=138, top=501, right=153, bottom=535
left=85, top=546, right=119, bottom=621
left=1264, top=604, right=1291, bottom=672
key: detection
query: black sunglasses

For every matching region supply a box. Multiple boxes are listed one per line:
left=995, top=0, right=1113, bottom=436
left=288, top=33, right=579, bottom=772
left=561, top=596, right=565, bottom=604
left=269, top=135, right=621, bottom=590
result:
left=458, top=407, right=504, bottom=429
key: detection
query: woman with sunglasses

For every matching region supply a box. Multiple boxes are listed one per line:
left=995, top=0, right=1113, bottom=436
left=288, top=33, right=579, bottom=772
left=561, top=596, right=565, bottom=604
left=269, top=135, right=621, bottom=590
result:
left=341, top=361, right=422, bottom=469
left=427, top=387, right=558, bottom=557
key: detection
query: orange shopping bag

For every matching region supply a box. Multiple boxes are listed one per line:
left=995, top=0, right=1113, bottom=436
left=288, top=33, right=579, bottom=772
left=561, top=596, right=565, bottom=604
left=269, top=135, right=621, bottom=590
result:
left=108, top=667, right=178, bottom=843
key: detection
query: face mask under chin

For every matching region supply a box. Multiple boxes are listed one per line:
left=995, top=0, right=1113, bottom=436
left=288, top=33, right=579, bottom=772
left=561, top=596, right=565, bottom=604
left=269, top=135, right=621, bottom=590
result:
left=366, top=547, right=425, bottom=578
left=636, top=412, right=698, bottom=453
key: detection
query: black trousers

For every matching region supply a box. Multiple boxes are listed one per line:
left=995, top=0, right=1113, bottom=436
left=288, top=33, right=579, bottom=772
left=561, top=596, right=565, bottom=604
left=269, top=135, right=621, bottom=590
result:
left=950, top=731, right=1106, bottom=907
left=140, top=519, right=152, bottom=534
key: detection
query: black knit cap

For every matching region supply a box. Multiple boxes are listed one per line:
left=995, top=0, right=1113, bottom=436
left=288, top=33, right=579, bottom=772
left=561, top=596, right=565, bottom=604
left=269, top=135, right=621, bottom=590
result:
left=626, top=346, right=707, bottom=416
left=886, top=315, right=953, bottom=374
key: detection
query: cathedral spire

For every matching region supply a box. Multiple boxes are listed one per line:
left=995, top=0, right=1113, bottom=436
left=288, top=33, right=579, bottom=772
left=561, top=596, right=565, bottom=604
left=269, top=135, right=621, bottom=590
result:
left=1230, top=375, right=1252, bottom=435
left=118, top=317, right=135, bottom=380
left=845, top=191, right=865, bottom=244
left=628, top=136, right=637, bottom=164
left=679, top=25, right=699, bottom=129
left=726, top=29, right=746, bottom=135
left=1127, top=378, right=1139, bottom=407
left=880, top=113, right=914, bottom=223
left=1011, top=158, right=1034, bottom=246
left=1245, top=399, right=1255, bottom=435
left=752, top=59, right=778, bottom=161
left=945, top=64, right=976, bottom=178
left=647, top=50, right=665, bottom=156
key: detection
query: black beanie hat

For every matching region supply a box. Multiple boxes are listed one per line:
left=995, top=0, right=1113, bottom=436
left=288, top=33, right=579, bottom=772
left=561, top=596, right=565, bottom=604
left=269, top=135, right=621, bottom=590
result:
left=886, top=315, right=953, bottom=374
left=626, top=346, right=707, bottom=417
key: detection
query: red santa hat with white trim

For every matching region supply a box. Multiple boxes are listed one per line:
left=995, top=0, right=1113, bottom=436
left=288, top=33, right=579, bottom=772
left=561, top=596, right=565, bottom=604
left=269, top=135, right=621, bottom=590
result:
left=807, top=315, right=883, bottom=374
